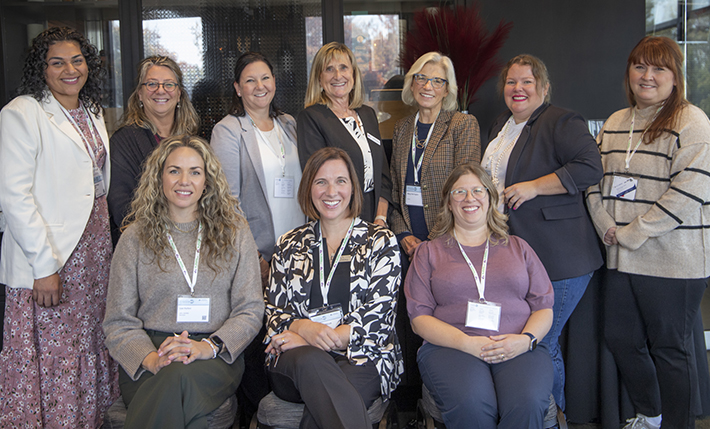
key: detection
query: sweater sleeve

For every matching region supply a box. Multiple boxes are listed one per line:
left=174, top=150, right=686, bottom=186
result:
left=211, top=226, right=265, bottom=363
left=616, top=137, right=710, bottom=250
left=346, top=228, right=401, bottom=352
left=102, top=227, right=158, bottom=380
left=551, top=111, right=604, bottom=196
left=585, top=122, right=617, bottom=240
left=107, top=127, right=151, bottom=230
left=210, top=117, right=243, bottom=200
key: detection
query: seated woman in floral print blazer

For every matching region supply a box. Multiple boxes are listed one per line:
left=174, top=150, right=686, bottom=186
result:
left=264, top=147, right=403, bottom=429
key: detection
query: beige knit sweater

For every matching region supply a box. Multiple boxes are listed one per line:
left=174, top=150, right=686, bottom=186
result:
left=586, top=103, right=710, bottom=279
left=103, top=219, right=265, bottom=379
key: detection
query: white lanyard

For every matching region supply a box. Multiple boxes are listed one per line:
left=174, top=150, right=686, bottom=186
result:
left=251, top=116, right=287, bottom=177
left=167, top=222, right=203, bottom=296
left=410, top=112, right=438, bottom=184
left=59, top=102, right=102, bottom=167
left=318, top=219, right=355, bottom=305
left=625, top=107, right=662, bottom=171
left=454, top=230, right=490, bottom=302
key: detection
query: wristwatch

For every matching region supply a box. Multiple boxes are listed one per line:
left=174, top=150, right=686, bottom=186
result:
left=522, top=332, right=537, bottom=351
left=209, top=335, right=224, bottom=354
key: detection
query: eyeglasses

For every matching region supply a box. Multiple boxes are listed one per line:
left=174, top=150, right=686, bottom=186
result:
left=141, top=81, right=178, bottom=92
left=450, top=187, right=488, bottom=202
left=413, top=74, right=447, bottom=89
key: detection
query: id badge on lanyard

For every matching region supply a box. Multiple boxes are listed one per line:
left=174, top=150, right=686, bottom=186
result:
left=308, top=303, right=344, bottom=329
left=274, top=176, right=295, bottom=198
left=611, top=175, right=638, bottom=201
left=465, top=300, right=501, bottom=331
left=177, top=295, right=211, bottom=323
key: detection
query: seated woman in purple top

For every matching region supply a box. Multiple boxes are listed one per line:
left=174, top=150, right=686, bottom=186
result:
left=404, top=162, right=554, bottom=429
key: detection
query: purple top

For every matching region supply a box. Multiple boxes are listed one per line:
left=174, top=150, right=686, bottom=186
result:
left=405, top=234, right=553, bottom=338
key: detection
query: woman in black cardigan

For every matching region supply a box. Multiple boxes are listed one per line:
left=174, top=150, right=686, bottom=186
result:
left=483, top=54, right=603, bottom=416
left=297, top=42, right=392, bottom=225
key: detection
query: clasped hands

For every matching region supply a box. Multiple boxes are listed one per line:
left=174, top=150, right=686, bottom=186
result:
left=469, top=333, right=531, bottom=364
left=142, top=331, right=214, bottom=374
left=266, top=319, right=349, bottom=356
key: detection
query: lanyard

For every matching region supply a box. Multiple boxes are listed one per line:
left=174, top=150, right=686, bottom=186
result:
left=453, top=230, right=490, bottom=302
left=59, top=102, right=102, bottom=167
left=318, top=219, right=355, bottom=305
left=167, top=222, right=203, bottom=296
left=251, top=116, right=287, bottom=177
left=410, top=111, right=438, bottom=184
left=625, top=107, right=662, bottom=171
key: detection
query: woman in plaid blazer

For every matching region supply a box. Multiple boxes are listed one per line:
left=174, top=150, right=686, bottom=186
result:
left=389, top=52, right=481, bottom=261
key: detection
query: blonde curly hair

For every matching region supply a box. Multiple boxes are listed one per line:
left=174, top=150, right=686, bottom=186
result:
left=124, top=135, right=245, bottom=271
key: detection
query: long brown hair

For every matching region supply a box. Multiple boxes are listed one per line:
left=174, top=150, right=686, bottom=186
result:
left=625, top=36, right=688, bottom=144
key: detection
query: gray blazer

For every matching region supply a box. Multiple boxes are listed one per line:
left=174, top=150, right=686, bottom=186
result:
left=211, top=113, right=298, bottom=261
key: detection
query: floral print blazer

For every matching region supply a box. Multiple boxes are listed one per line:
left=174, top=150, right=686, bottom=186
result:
left=265, top=217, right=403, bottom=397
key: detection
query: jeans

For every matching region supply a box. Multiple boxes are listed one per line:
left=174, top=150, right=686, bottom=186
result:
left=539, top=271, right=593, bottom=411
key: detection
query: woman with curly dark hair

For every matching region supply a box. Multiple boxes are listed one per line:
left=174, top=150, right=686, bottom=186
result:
left=0, top=26, right=118, bottom=427
left=107, top=56, right=200, bottom=245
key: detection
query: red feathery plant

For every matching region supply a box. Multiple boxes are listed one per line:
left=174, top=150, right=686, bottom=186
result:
left=400, top=4, right=513, bottom=111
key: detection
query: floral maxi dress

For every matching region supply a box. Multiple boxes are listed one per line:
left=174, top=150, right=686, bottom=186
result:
left=0, top=106, right=119, bottom=428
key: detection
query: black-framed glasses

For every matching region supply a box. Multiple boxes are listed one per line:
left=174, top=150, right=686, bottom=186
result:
left=413, top=74, right=447, bottom=89
left=141, top=81, right=178, bottom=92
left=450, top=187, right=488, bottom=202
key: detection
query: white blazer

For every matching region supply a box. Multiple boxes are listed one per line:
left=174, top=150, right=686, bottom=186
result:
left=0, top=93, right=111, bottom=289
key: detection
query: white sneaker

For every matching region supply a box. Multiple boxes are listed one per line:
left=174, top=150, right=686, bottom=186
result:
left=622, top=414, right=661, bottom=429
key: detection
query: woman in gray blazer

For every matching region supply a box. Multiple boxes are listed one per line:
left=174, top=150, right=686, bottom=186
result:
left=212, top=52, right=303, bottom=269
left=211, top=52, right=304, bottom=418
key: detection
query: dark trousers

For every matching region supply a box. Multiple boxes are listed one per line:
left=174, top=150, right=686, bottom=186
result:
left=604, top=270, right=706, bottom=429
left=417, top=342, right=553, bottom=429
left=119, top=331, right=244, bottom=429
left=267, top=345, right=380, bottom=429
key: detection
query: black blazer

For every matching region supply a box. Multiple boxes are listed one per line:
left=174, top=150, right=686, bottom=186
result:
left=297, top=104, right=392, bottom=222
left=487, top=103, right=603, bottom=281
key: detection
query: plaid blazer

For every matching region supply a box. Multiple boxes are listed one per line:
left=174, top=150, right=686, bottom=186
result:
left=389, top=110, right=481, bottom=237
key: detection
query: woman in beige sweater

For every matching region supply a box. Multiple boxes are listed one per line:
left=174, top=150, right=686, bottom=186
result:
left=103, top=135, right=264, bottom=428
left=586, top=36, right=710, bottom=429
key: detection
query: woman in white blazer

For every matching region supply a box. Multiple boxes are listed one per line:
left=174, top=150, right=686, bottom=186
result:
left=211, top=51, right=304, bottom=419
left=0, top=27, right=117, bottom=428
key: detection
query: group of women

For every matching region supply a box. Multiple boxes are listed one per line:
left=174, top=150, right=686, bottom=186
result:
left=0, top=23, right=706, bottom=429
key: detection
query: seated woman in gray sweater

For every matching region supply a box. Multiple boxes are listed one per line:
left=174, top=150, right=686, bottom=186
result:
left=103, top=135, right=264, bottom=428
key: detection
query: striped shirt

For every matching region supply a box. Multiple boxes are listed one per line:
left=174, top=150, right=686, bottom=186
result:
left=586, top=103, right=710, bottom=279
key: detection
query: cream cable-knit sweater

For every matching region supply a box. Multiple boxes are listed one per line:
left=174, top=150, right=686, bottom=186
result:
left=586, top=103, right=710, bottom=279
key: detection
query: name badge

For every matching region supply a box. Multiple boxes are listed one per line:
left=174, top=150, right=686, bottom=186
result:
left=611, top=175, right=637, bottom=201
left=405, top=185, right=424, bottom=207
left=274, top=176, right=295, bottom=198
left=177, top=295, right=210, bottom=323
left=465, top=300, right=501, bottom=331
left=93, top=165, right=107, bottom=198
left=308, top=303, right=344, bottom=329
left=367, top=133, right=381, bottom=145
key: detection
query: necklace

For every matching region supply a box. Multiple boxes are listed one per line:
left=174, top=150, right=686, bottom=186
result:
left=487, top=117, right=523, bottom=188
left=172, top=221, right=199, bottom=234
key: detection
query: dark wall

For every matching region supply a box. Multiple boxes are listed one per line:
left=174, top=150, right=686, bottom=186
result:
left=468, top=0, right=645, bottom=140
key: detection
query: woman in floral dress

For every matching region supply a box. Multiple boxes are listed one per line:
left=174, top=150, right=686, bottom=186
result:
left=0, top=27, right=118, bottom=428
